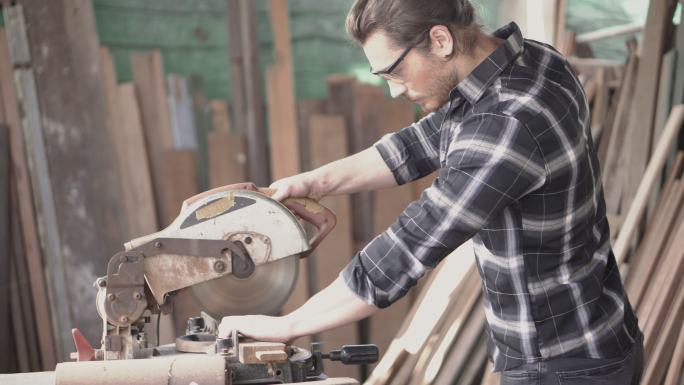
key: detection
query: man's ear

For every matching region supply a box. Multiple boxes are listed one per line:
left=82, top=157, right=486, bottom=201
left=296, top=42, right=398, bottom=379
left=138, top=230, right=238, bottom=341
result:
left=428, top=25, right=455, bottom=59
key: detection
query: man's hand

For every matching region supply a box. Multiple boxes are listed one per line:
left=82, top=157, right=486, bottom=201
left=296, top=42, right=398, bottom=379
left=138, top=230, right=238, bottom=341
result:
left=218, top=315, right=294, bottom=343
left=269, top=171, right=326, bottom=202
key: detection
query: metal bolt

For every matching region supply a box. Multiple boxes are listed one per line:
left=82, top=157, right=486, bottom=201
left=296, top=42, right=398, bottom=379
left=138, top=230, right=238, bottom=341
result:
left=244, top=236, right=252, bottom=244
left=214, top=260, right=226, bottom=273
left=107, top=293, right=116, bottom=301
left=133, top=292, right=143, bottom=300
left=96, top=278, right=106, bottom=287
left=120, top=316, right=129, bottom=323
left=154, top=241, right=162, bottom=248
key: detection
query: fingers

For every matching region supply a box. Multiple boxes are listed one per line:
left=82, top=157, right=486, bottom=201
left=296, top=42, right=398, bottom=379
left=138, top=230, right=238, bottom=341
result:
left=269, top=179, right=293, bottom=201
left=270, top=187, right=289, bottom=202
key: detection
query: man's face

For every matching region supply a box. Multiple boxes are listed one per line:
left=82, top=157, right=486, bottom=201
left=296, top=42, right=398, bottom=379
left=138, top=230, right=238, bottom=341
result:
left=363, top=30, right=459, bottom=113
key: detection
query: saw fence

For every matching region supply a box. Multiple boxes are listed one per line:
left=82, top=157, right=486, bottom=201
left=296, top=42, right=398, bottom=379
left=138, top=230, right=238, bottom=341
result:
left=2, top=1, right=684, bottom=385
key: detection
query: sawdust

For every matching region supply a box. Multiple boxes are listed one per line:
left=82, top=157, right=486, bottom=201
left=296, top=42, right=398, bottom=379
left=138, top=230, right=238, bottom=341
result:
left=286, top=197, right=325, bottom=214
left=194, top=193, right=235, bottom=220
left=257, top=188, right=324, bottom=214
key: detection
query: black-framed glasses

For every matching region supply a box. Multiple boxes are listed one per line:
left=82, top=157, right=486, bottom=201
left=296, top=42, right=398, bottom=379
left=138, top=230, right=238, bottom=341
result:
left=370, top=45, right=413, bottom=78
left=370, top=29, right=430, bottom=80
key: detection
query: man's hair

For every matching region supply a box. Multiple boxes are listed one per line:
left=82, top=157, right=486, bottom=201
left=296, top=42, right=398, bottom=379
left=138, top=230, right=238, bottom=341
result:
left=346, top=0, right=480, bottom=54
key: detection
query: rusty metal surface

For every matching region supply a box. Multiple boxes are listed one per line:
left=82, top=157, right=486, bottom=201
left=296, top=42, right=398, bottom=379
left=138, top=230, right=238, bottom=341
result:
left=104, top=251, right=147, bottom=327
left=55, top=355, right=227, bottom=385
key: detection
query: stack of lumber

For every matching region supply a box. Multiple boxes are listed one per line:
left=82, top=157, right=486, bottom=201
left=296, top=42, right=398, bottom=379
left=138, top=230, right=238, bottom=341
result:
left=0, top=1, right=248, bottom=367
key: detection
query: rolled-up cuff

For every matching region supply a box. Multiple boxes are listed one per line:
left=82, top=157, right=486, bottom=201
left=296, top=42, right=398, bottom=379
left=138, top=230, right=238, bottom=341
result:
left=340, top=253, right=393, bottom=309
left=374, top=136, right=411, bottom=186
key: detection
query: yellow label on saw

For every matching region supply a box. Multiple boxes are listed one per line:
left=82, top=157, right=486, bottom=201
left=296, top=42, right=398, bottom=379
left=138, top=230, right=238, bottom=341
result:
left=195, top=194, right=235, bottom=220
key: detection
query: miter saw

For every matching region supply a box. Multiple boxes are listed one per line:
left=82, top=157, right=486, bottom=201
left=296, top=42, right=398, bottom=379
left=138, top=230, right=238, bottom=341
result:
left=53, top=183, right=378, bottom=385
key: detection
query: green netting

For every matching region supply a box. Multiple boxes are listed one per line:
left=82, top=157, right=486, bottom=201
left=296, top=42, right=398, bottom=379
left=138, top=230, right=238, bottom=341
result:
left=92, top=0, right=650, bottom=100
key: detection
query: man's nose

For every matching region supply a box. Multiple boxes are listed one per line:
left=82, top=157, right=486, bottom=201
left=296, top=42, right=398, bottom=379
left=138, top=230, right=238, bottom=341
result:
left=387, top=81, right=407, bottom=98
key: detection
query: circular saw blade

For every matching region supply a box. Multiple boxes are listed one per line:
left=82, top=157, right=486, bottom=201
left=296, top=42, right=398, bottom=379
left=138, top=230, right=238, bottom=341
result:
left=189, top=255, right=299, bottom=318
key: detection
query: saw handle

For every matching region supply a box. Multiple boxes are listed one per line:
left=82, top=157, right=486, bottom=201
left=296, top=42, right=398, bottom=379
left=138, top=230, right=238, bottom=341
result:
left=181, top=182, right=336, bottom=256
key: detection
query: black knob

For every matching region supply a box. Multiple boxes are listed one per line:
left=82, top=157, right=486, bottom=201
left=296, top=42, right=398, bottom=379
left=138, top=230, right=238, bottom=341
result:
left=323, top=344, right=379, bottom=365
left=186, top=316, right=205, bottom=334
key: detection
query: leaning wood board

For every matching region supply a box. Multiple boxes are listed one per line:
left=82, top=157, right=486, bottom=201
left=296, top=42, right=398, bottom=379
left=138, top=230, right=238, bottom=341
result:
left=308, top=113, right=358, bottom=379
left=370, top=94, right=417, bottom=373
left=0, top=27, right=56, bottom=369
left=267, top=0, right=308, bottom=324
left=364, top=243, right=475, bottom=385
left=131, top=50, right=176, bottom=227
left=621, top=0, right=678, bottom=214
left=10, top=0, right=127, bottom=360
left=613, top=105, right=684, bottom=265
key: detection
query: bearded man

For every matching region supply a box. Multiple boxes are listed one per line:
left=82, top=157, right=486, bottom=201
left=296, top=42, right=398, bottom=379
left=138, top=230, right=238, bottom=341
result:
left=219, top=1, right=644, bottom=384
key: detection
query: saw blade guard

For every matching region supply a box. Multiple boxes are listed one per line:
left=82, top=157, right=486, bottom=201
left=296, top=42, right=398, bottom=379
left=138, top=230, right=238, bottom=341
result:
left=123, top=183, right=336, bottom=316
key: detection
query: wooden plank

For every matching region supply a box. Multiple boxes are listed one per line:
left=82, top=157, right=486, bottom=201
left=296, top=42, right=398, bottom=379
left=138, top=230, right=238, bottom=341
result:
left=642, top=280, right=684, bottom=384
left=297, top=99, right=328, bottom=172
left=17, top=0, right=131, bottom=357
left=307, top=113, right=358, bottom=379
left=613, top=105, right=684, bottom=265
left=100, top=47, right=157, bottom=238
left=364, top=243, right=475, bottom=385
left=590, top=68, right=608, bottom=143
left=664, top=319, right=684, bottom=385
left=0, top=27, right=56, bottom=369
left=575, top=23, right=644, bottom=44
left=226, top=0, right=269, bottom=186
left=554, top=0, right=566, bottom=49
left=266, top=0, right=310, bottom=332
left=370, top=96, right=416, bottom=373
left=326, top=78, right=384, bottom=377
left=166, top=74, right=198, bottom=150
left=641, top=217, right=684, bottom=358
left=653, top=49, right=677, bottom=155
left=9, top=186, right=41, bottom=371
left=116, top=83, right=159, bottom=236
left=158, top=148, right=201, bottom=336
left=480, top=362, right=500, bottom=385
left=9, top=248, right=30, bottom=372
left=452, top=331, right=488, bottom=385
left=207, top=130, right=247, bottom=188
left=672, top=4, right=684, bottom=106
left=596, top=62, right=627, bottom=166
left=625, top=152, right=684, bottom=308
left=602, top=39, right=638, bottom=217
left=0, top=123, right=11, bottom=372
left=431, top=298, right=486, bottom=385
left=627, top=180, right=684, bottom=310
left=406, top=270, right=482, bottom=385
left=131, top=50, right=176, bottom=226
left=267, top=0, right=300, bottom=180
left=211, top=100, right=231, bottom=134
left=188, top=76, right=211, bottom=191
left=621, top=0, right=678, bottom=214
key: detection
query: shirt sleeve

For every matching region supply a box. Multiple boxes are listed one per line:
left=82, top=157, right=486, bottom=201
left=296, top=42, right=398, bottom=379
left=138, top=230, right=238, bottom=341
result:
left=373, top=105, right=448, bottom=185
left=342, top=113, right=547, bottom=308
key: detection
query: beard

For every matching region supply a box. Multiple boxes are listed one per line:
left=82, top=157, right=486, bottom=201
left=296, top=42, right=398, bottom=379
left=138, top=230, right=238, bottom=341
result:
left=411, top=56, right=460, bottom=114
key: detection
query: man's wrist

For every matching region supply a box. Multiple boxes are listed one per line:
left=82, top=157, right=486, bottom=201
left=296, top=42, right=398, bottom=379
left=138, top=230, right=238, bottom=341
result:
left=308, top=167, right=337, bottom=198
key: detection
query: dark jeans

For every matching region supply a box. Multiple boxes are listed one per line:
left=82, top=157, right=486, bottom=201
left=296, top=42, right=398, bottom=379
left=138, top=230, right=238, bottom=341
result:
left=500, top=333, right=644, bottom=385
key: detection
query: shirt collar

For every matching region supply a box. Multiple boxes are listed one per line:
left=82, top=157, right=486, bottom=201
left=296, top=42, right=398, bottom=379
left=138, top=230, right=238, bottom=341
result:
left=449, top=22, right=525, bottom=106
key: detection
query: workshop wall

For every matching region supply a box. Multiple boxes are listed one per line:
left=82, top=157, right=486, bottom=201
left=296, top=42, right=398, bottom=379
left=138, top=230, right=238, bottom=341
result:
left=92, top=0, right=647, bottom=103
left=92, top=0, right=502, bottom=101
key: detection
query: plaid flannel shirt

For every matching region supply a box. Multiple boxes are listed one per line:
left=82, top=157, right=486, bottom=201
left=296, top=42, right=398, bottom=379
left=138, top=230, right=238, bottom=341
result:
left=341, top=22, right=640, bottom=371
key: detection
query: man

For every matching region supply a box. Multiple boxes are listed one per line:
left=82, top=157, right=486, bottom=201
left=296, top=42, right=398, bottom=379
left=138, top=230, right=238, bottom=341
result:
left=219, top=0, right=643, bottom=383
